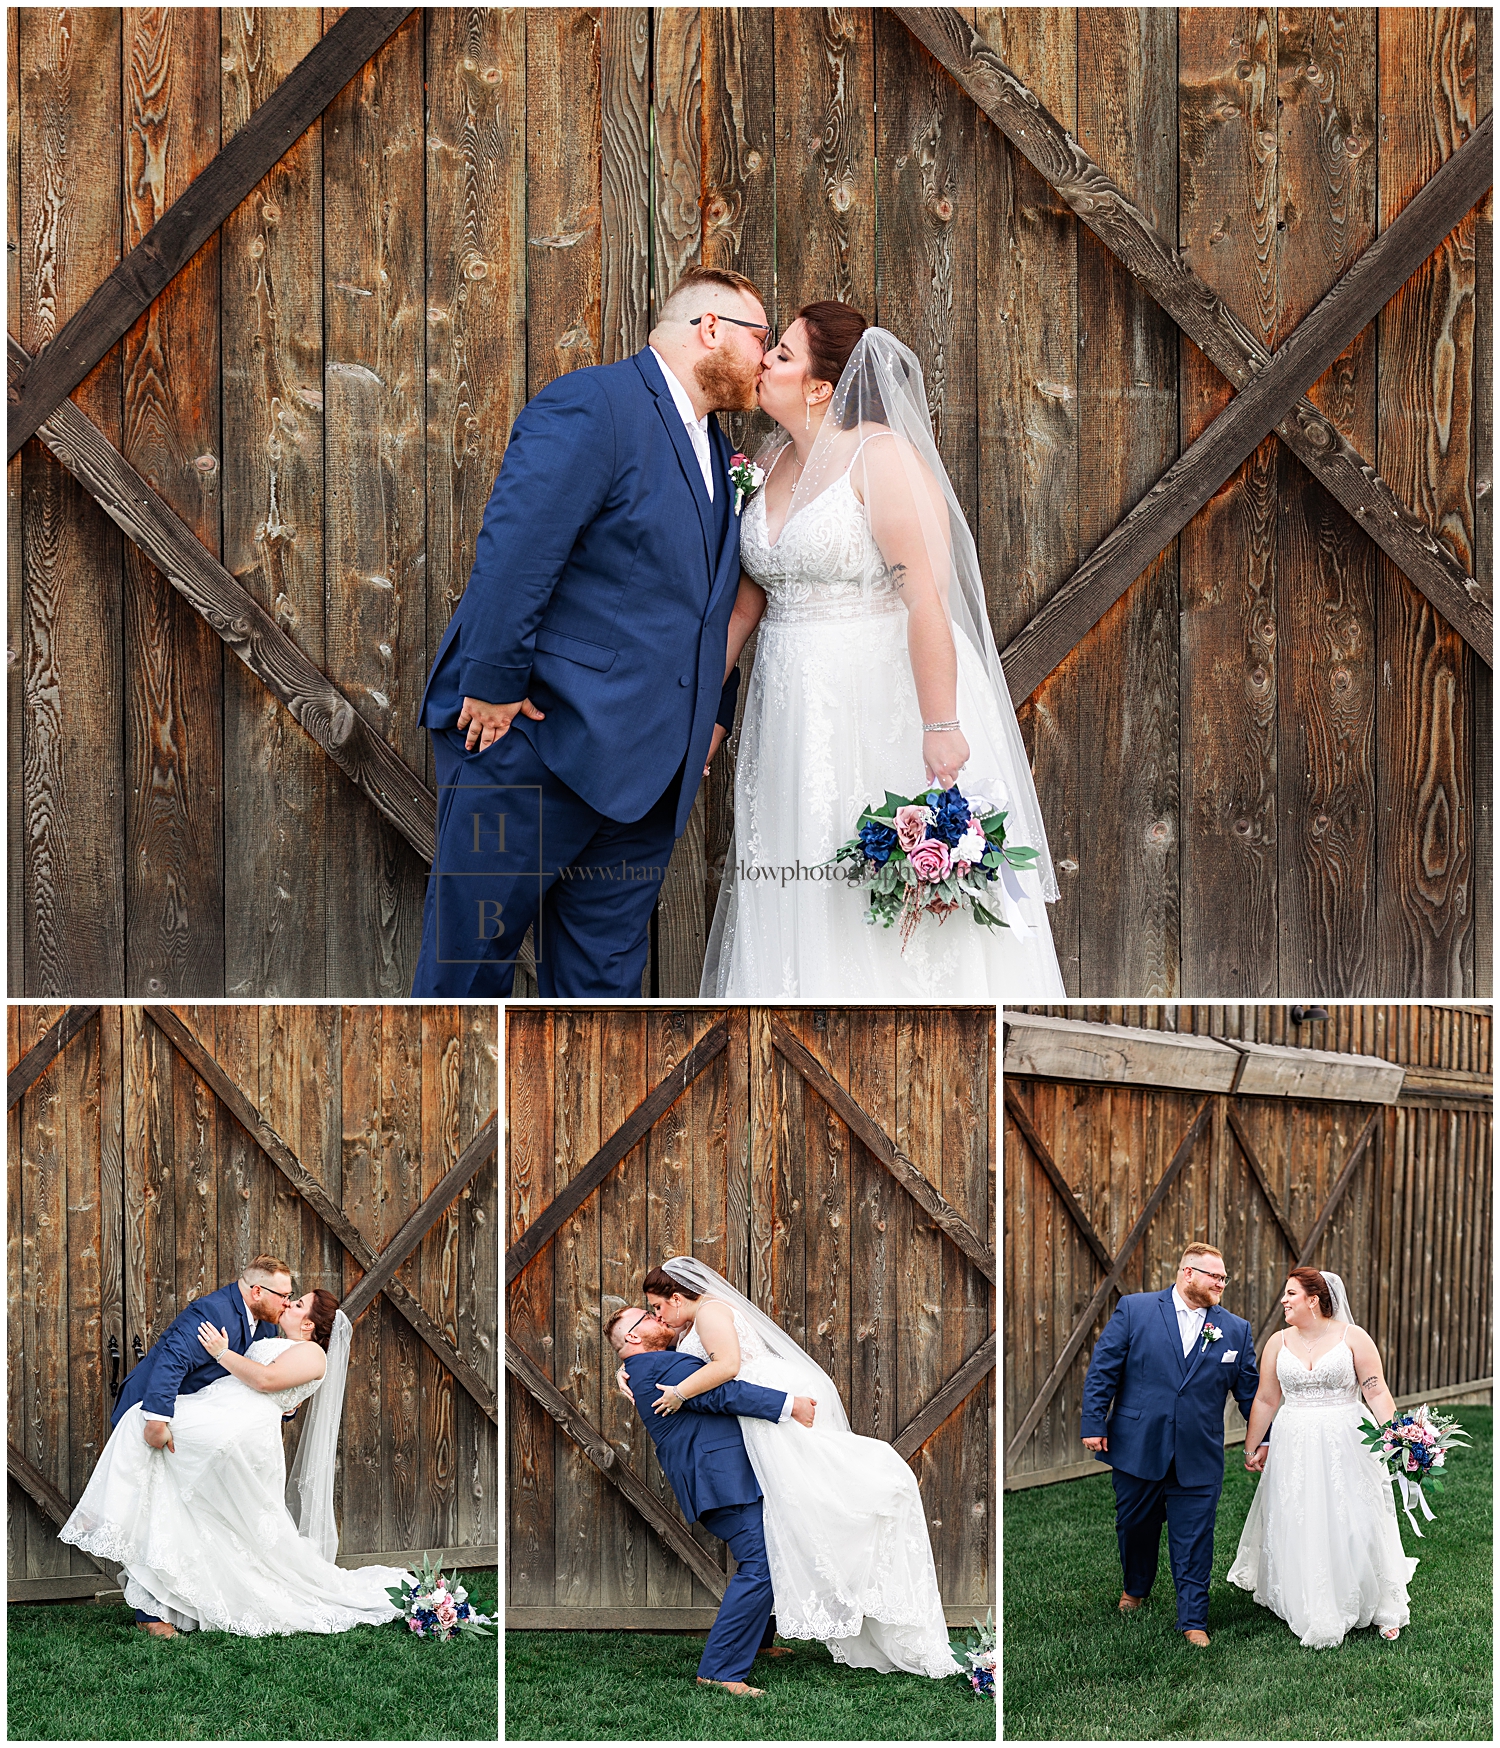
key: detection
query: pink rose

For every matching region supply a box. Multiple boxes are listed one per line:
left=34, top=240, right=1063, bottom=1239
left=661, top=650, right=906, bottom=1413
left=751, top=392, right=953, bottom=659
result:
left=895, top=805, right=933, bottom=852
left=908, top=837, right=951, bottom=882
left=729, top=451, right=748, bottom=467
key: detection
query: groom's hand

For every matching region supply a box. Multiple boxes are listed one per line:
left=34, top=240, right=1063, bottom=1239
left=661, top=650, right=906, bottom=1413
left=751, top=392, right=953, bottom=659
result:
left=143, top=1419, right=175, bottom=1453
left=457, top=694, right=544, bottom=753
left=1082, top=1436, right=1107, bottom=1453
left=791, top=1396, right=816, bottom=1428
left=703, top=723, right=728, bottom=776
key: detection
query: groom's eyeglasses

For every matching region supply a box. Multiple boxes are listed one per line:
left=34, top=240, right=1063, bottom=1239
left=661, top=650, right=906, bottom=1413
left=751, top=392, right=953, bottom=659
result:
left=1187, top=1266, right=1231, bottom=1286
left=689, top=313, right=771, bottom=351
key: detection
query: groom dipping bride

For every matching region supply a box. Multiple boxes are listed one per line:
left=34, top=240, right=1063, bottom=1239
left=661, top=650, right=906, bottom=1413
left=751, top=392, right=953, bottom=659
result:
left=1081, top=1242, right=1416, bottom=1650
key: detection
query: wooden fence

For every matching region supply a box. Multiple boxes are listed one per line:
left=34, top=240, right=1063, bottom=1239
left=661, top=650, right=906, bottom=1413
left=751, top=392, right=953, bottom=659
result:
left=1003, top=1002, right=1492, bottom=1488
left=505, top=1006, right=995, bottom=1627
left=7, top=1003, right=498, bottom=1598
left=7, top=8, right=1492, bottom=1000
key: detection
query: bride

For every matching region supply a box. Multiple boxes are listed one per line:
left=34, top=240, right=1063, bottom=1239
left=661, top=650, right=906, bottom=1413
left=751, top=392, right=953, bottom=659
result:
left=633, top=1256, right=961, bottom=1679
left=1227, top=1267, right=1417, bottom=1648
left=60, top=1290, right=413, bottom=1635
left=702, top=303, right=1065, bottom=999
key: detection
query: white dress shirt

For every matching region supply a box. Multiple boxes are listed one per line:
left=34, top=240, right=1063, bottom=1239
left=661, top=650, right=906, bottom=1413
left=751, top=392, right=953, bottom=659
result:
left=650, top=345, right=714, bottom=500
left=1172, top=1284, right=1207, bottom=1357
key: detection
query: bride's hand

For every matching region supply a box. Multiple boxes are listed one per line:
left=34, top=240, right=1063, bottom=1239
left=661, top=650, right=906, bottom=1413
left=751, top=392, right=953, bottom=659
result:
left=1244, top=1444, right=1268, bottom=1473
left=616, top=1364, right=632, bottom=1401
left=652, top=1383, right=684, bottom=1416
left=197, top=1321, right=230, bottom=1360
left=922, top=728, right=969, bottom=792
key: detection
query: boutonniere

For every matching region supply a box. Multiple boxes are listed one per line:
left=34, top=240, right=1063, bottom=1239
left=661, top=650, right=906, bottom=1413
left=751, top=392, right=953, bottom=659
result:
left=728, top=452, right=764, bottom=514
left=1200, top=1322, right=1224, bottom=1354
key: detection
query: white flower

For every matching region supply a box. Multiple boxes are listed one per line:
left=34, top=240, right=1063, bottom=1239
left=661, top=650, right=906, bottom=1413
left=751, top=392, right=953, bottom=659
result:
left=955, top=825, right=987, bottom=864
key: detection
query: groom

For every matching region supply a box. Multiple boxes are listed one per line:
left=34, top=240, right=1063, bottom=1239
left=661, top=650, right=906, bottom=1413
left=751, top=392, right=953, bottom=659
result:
left=411, top=266, right=770, bottom=998
left=1080, top=1243, right=1261, bottom=1647
left=111, top=1254, right=292, bottom=1636
left=608, top=1305, right=816, bottom=1696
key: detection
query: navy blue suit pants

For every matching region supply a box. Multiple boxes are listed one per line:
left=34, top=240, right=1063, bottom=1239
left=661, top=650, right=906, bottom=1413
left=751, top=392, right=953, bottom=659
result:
left=1111, top=1458, right=1221, bottom=1632
left=411, top=726, right=681, bottom=998
left=696, top=1500, right=775, bottom=1683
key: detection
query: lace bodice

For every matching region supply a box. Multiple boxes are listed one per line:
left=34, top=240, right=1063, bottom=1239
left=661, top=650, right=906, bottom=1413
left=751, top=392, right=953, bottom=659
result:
left=1275, top=1331, right=1361, bottom=1410
left=246, top=1336, right=326, bottom=1413
left=740, top=469, right=904, bottom=624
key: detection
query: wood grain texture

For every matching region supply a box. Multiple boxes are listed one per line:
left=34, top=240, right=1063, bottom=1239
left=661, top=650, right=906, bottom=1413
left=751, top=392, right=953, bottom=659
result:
left=221, top=8, right=330, bottom=998
left=1474, top=7, right=1493, bottom=998
left=7, top=9, right=22, bottom=993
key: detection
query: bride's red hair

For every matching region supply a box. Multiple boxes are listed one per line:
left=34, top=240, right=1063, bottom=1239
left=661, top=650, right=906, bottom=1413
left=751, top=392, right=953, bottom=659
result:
left=307, top=1288, right=340, bottom=1351
left=1286, top=1267, right=1333, bottom=1319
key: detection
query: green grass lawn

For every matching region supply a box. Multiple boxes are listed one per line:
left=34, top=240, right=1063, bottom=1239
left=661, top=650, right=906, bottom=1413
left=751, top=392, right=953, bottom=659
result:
left=7, top=1565, right=498, bottom=1741
left=1002, top=1406, right=1491, bottom=1741
left=505, top=1627, right=992, bottom=1741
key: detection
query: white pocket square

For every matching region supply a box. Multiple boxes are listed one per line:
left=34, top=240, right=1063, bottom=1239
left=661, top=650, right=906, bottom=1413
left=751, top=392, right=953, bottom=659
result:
left=1221, top=1349, right=1239, bottom=1361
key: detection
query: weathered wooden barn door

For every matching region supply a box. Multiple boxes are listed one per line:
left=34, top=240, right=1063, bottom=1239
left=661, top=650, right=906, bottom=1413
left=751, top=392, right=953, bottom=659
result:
left=506, top=1006, right=995, bottom=1627
left=8, top=1003, right=499, bottom=1599
left=1003, top=1004, right=1493, bottom=1489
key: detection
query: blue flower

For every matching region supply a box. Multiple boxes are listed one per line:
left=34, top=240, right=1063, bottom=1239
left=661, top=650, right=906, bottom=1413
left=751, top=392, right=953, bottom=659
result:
left=859, top=819, right=899, bottom=864
left=924, top=785, right=973, bottom=848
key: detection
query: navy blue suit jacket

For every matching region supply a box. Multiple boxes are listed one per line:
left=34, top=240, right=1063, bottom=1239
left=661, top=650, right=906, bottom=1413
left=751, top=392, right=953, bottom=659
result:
left=623, top=1348, right=789, bottom=1525
left=112, top=1281, right=279, bottom=1426
left=419, top=349, right=743, bottom=837
left=1079, top=1289, right=1260, bottom=1488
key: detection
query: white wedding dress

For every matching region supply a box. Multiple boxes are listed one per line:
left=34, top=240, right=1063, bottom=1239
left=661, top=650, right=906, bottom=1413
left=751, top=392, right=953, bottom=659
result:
left=703, top=460, right=1067, bottom=999
left=60, top=1338, right=412, bottom=1635
left=679, top=1303, right=960, bottom=1679
left=1227, top=1330, right=1417, bottom=1648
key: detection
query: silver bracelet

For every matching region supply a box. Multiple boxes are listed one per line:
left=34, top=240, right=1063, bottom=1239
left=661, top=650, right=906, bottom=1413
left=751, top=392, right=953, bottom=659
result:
left=922, top=719, right=960, bottom=732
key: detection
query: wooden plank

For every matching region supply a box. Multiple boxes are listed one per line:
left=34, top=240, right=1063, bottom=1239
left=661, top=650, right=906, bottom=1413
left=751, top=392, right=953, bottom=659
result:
left=96, top=1005, right=124, bottom=1488
left=1475, top=7, right=1493, bottom=998
left=8, top=337, right=437, bottom=867
left=454, top=1004, right=498, bottom=1568
left=6, top=7, right=21, bottom=994
left=1005, top=1097, right=1212, bottom=1469
left=601, top=9, right=652, bottom=367
left=378, top=1007, right=424, bottom=1556
left=506, top=1603, right=987, bottom=1630
left=770, top=1016, right=996, bottom=1283
left=506, top=1008, right=554, bottom=1609
left=336, top=1542, right=495, bottom=1573
left=1376, top=10, right=1480, bottom=997
left=6, top=1006, right=99, bottom=1109
left=1229, top=1038, right=1404, bottom=1103
left=221, top=8, right=330, bottom=998
left=1398, top=1065, right=1495, bottom=1106
left=18, top=8, right=125, bottom=1000
left=898, top=7, right=1494, bottom=663
left=1275, top=8, right=1380, bottom=999
left=5, top=1447, right=116, bottom=1582
left=7, top=1573, right=124, bottom=1603
left=797, top=1012, right=852, bottom=1437
left=151, top=1005, right=497, bottom=1422
left=504, top=1335, right=729, bottom=1602
left=505, top=1018, right=729, bottom=1285
left=977, top=5, right=1079, bottom=988
left=7, top=8, right=413, bottom=459
left=121, top=8, right=223, bottom=998
left=848, top=1008, right=898, bottom=1446
left=1002, top=1081, right=1112, bottom=1271
left=893, top=1330, right=997, bottom=1462
left=1224, top=1100, right=1301, bottom=1258
left=1177, top=9, right=1278, bottom=998
left=339, top=1003, right=385, bottom=1558
left=343, top=1111, right=497, bottom=1326
left=173, top=1005, right=219, bottom=1311
left=1074, top=6, right=1179, bottom=998
left=8, top=1013, right=22, bottom=1581
left=322, top=9, right=428, bottom=998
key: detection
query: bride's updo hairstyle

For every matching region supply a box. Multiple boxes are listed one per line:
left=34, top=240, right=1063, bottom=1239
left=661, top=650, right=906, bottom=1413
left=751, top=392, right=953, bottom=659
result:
left=307, top=1288, right=340, bottom=1351
left=797, top=299, right=869, bottom=392
left=641, top=1265, right=700, bottom=1302
left=1287, top=1267, right=1334, bottom=1319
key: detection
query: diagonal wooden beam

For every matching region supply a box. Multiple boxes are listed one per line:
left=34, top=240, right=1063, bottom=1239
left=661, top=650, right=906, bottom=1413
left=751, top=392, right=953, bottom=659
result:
left=7, top=1443, right=119, bottom=1582
left=505, top=1019, right=731, bottom=1285
left=1224, top=1101, right=1302, bottom=1258
left=1003, top=1084, right=1113, bottom=1272
left=1253, top=1106, right=1383, bottom=1352
left=994, top=115, right=1494, bottom=701
left=7, top=1006, right=99, bottom=1110
left=505, top=1336, right=727, bottom=1600
left=343, top=1112, right=497, bottom=1326
left=1005, top=1097, right=1212, bottom=1470
left=7, top=7, right=414, bottom=458
left=147, top=1007, right=496, bottom=1424
left=893, top=1331, right=996, bottom=1463
left=769, top=1018, right=996, bottom=1285
left=8, top=337, right=435, bottom=864
left=898, top=8, right=1493, bottom=670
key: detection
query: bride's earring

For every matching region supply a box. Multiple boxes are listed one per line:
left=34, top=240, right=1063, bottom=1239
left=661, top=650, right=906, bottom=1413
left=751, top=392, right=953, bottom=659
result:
left=805, top=399, right=811, bottom=432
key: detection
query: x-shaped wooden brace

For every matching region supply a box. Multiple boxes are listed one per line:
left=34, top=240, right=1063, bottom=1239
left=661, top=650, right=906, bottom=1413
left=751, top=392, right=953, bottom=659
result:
left=899, top=9, right=1493, bottom=680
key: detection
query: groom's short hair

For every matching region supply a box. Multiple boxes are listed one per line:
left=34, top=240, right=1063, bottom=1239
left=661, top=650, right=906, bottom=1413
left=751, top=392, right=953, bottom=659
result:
left=657, top=265, right=765, bottom=325
left=244, top=1254, right=293, bottom=1286
left=1180, top=1243, right=1223, bottom=1267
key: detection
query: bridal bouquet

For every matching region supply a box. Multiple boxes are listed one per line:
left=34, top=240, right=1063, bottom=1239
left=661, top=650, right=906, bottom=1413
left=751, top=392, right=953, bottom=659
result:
left=832, top=781, right=1041, bottom=948
left=386, top=1554, right=494, bottom=1642
left=1361, top=1403, right=1471, bottom=1537
left=948, top=1607, right=995, bottom=1698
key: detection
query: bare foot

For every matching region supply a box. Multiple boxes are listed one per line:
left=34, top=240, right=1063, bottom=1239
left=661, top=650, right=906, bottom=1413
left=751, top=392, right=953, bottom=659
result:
left=1380, top=1626, right=1401, bottom=1641
left=697, top=1678, right=765, bottom=1696
left=135, top=1620, right=177, bottom=1638
left=1118, top=1593, right=1145, bottom=1613
left=1183, top=1629, right=1210, bottom=1648
left=758, top=1646, right=795, bottom=1658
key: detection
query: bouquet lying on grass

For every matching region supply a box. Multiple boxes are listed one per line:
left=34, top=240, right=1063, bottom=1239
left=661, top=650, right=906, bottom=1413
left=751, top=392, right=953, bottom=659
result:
left=833, top=781, right=1041, bottom=948
left=1361, top=1403, right=1471, bottom=1536
left=386, top=1555, right=495, bottom=1642
left=948, top=1608, right=994, bottom=1699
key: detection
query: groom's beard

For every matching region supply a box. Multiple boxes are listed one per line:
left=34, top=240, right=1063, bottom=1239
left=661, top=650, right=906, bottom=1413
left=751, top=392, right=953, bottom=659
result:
left=695, top=348, right=760, bottom=413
